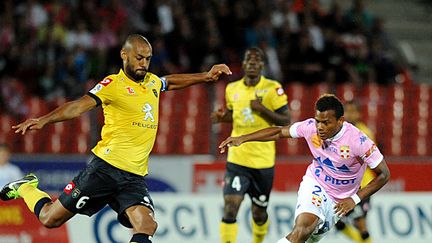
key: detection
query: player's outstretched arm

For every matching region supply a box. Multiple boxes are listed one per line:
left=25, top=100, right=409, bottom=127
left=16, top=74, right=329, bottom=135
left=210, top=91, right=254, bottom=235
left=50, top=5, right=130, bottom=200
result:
left=163, top=64, right=232, bottom=91
left=219, top=126, right=291, bottom=153
left=334, top=159, right=390, bottom=217
left=12, top=95, right=97, bottom=135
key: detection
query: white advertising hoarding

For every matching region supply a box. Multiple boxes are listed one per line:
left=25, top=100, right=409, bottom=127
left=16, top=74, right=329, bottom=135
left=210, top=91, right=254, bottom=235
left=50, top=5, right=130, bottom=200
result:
left=67, top=193, right=432, bottom=243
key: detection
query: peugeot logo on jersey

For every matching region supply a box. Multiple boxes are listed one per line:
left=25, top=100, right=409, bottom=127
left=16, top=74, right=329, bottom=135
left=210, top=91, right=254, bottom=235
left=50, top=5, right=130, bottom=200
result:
left=142, top=103, right=155, bottom=122
left=242, top=107, right=255, bottom=123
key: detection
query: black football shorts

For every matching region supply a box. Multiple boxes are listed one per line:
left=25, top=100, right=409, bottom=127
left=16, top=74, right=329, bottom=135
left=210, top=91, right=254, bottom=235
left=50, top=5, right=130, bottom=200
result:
left=223, top=162, right=274, bottom=208
left=58, top=154, right=154, bottom=228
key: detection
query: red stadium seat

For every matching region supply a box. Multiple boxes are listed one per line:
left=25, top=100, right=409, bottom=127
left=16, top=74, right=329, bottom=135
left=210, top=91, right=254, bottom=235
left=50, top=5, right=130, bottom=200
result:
left=26, top=97, right=49, bottom=117
left=70, top=133, right=90, bottom=153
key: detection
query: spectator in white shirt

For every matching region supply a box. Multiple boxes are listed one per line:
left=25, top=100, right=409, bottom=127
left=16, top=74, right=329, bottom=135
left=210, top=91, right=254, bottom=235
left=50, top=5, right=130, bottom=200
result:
left=0, top=143, right=23, bottom=187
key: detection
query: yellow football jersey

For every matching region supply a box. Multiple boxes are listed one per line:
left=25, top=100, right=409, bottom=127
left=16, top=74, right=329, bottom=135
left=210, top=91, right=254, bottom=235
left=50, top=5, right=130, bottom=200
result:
left=88, top=69, right=165, bottom=176
left=355, top=122, right=377, bottom=188
left=225, top=76, right=288, bottom=169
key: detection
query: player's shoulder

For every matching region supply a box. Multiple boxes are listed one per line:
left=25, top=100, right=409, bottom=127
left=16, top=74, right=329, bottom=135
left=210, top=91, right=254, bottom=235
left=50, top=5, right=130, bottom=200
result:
left=226, top=79, right=242, bottom=91
left=294, top=118, right=316, bottom=130
left=303, top=118, right=316, bottom=125
left=345, top=122, right=367, bottom=138
left=261, top=77, right=286, bottom=96
left=146, top=72, right=162, bottom=80
left=262, top=77, right=283, bottom=87
left=100, top=72, right=122, bottom=85
left=344, top=123, right=373, bottom=149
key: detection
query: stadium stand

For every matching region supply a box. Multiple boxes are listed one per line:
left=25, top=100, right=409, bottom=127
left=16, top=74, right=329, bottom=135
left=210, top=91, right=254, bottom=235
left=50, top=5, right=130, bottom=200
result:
left=0, top=0, right=430, bottom=157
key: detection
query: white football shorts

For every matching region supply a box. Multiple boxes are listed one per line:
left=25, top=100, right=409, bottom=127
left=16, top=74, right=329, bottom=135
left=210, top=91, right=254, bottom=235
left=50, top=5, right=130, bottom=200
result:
left=294, top=176, right=341, bottom=242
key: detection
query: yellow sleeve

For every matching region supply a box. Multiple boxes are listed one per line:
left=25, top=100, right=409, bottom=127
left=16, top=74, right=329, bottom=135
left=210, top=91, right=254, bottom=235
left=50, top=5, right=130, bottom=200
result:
left=269, top=83, right=288, bottom=110
left=88, top=76, right=117, bottom=105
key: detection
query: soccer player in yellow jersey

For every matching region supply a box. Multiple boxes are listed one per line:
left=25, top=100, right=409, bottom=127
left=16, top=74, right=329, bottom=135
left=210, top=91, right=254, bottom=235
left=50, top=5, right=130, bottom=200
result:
left=0, top=34, right=232, bottom=243
left=211, top=47, right=290, bottom=243
left=335, top=100, right=375, bottom=243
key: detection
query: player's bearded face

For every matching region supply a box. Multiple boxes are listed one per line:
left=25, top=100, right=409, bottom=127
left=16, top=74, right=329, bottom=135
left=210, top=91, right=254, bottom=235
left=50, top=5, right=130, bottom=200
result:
left=125, top=61, right=147, bottom=81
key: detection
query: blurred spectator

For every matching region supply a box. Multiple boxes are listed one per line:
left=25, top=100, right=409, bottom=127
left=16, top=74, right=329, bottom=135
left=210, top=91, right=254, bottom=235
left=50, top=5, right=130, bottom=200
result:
left=322, top=28, right=350, bottom=85
left=344, top=0, right=374, bottom=32
left=65, top=20, right=93, bottom=50
left=0, top=76, right=29, bottom=118
left=0, top=143, right=23, bottom=187
left=0, top=0, right=400, bottom=105
left=285, top=31, right=323, bottom=84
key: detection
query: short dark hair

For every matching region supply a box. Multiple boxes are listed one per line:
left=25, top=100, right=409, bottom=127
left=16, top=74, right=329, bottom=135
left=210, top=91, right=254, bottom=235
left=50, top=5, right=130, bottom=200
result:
left=315, top=94, right=344, bottom=119
left=122, top=34, right=150, bottom=49
left=244, top=47, right=265, bottom=62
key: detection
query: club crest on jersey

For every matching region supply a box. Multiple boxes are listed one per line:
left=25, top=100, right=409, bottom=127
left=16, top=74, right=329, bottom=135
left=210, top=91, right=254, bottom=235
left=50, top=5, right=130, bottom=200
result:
left=340, top=145, right=350, bottom=159
left=147, top=80, right=156, bottom=87
left=126, top=86, right=135, bottom=95
left=311, top=195, right=322, bottom=207
left=100, top=78, right=113, bottom=86
left=71, top=188, right=81, bottom=199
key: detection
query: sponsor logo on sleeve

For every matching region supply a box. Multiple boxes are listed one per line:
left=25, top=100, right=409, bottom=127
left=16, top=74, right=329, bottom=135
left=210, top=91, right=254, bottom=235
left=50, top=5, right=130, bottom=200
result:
left=90, top=84, right=103, bottom=94
left=64, top=182, right=75, bottom=195
left=362, top=144, right=377, bottom=160
left=100, top=78, right=113, bottom=86
left=276, top=87, right=285, bottom=96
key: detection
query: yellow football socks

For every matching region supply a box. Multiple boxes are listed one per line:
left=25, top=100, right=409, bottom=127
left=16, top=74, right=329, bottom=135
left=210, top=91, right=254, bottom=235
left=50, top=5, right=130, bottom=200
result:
left=252, top=218, right=269, bottom=243
left=17, top=183, right=51, bottom=213
left=220, top=221, right=238, bottom=243
left=341, top=224, right=363, bottom=242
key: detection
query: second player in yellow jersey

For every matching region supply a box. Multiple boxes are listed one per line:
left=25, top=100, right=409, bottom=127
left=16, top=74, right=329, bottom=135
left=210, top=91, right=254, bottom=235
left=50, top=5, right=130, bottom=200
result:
left=225, top=74, right=288, bottom=168
left=212, top=47, right=290, bottom=243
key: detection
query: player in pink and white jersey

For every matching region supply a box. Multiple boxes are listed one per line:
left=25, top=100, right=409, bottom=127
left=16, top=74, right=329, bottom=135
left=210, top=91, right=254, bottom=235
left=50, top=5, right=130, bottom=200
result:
left=219, top=94, right=390, bottom=243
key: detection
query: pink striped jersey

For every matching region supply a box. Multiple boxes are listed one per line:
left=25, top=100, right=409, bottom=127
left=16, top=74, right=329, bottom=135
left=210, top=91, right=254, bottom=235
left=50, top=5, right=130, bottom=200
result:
left=289, top=119, right=384, bottom=202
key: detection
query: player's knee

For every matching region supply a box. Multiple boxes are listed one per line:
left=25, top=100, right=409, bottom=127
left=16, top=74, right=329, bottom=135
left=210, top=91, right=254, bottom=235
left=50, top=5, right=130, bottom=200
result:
left=133, top=217, right=158, bottom=235
left=251, top=207, right=267, bottom=224
left=290, top=225, right=314, bottom=241
left=223, top=201, right=241, bottom=219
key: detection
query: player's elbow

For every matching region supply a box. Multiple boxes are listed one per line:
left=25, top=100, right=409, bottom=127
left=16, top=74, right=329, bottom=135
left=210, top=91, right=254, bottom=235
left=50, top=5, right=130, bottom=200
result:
left=383, top=170, right=391, bottom=183
left=379, top=169, right=391, bottom=186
